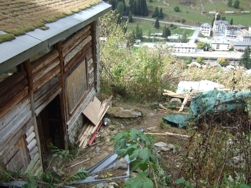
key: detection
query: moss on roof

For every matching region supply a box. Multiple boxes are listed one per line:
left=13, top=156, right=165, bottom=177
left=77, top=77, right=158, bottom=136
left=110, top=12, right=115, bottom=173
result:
left=0, top=0, right=102, bottom=43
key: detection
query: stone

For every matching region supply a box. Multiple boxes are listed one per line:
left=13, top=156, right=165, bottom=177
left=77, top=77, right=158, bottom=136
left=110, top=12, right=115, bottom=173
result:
left=146, top=126, right=157, bottom=131
left=154, top=142, right=175, bottom=152
left=121, top=124, right=125, bottom=129
left=114, top=158, right=128, bottom=170
left=96, top=146, right=101, bottom=153
left=107, top=107, right=142, bottom=118
left=92, top=183, right=105, bottom=188
left=148, top=113, right=155, bottom=117
left=169, top=98, right=182, bottom=107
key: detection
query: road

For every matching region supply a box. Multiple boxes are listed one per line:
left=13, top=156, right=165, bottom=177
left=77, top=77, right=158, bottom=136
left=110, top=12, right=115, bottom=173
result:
left=139, top=42, right=243, bottom=59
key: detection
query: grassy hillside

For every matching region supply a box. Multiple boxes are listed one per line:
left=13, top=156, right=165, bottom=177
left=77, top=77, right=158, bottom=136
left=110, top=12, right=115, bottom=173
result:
left=128, top=0, right=251, bottom=26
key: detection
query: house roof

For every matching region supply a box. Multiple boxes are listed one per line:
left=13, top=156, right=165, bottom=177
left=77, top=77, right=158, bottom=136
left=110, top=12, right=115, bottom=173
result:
left=210, top=38, right=230, bottom=44
left=215, top=20, right=229, bottom=25
left=0, top=0, right=102, bottom=43
left=0, top=1, right=111, bottom=74
left=201, top=23, right=211, bottom=28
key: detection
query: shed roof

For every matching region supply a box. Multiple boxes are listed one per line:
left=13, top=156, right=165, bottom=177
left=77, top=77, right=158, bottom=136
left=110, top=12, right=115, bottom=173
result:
left=0, top=0, right=102, bottom=43
left=0, top=1, right=111, bottom=74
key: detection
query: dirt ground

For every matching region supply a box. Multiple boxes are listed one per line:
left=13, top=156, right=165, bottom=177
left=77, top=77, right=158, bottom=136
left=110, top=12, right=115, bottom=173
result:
left=62, top=99, right=189, bottom=187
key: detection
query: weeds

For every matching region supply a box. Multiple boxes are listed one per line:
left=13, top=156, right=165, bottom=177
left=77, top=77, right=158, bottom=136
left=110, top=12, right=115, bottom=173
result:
left=181, top=108, right=251, bottom=187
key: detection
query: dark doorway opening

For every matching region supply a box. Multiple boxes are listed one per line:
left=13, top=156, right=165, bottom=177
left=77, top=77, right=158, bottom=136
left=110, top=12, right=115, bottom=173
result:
left=37, top=95, right=64, bottom=167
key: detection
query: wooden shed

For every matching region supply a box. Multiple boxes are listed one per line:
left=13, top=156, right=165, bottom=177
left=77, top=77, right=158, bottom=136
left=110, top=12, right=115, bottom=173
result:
left=0, top=0, right=111, bottom=175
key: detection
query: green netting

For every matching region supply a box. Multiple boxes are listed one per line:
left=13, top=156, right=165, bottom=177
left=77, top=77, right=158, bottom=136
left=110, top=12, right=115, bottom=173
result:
left=163, top=90, right=251, bottom=128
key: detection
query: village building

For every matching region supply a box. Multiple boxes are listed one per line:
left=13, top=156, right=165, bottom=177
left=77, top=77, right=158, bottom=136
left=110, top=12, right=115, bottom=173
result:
left=232, top=41, right=251, bottom=51
left=213, top=20, right=229, bottom=37
left=166, top=42, right=197, bottom=53
left=0, top=0, right=111, bottom=176
left=200, top=23, right=212, bottom=37
left=210, top=38, right=231, bottom=51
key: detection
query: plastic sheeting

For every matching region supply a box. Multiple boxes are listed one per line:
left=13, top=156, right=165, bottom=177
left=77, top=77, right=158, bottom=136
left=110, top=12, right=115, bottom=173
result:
left=176, top=80, right=225, bottom=94
left=163, top=90, right=251, bottom=128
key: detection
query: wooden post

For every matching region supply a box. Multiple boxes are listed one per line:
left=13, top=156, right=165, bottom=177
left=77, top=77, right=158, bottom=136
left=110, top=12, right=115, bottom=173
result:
left=55, top=41, right=68, bottom=150
left=23, top=60, right=44, bottom=172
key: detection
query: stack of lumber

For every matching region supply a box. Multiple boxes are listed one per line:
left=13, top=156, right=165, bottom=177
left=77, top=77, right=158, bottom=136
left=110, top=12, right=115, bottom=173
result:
left=77, top=96, right=112, bottom=148
left=163, top=89, right=193, bottom=101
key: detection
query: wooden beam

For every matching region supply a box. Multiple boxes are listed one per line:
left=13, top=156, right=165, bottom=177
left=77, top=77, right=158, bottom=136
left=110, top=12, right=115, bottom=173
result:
left=33, top=58, right=60, bottom=82
left=63, top=29, right=91, bottom=56
left=0, top=78, right=28, bottom=107
left=0, top=71, right=26, bottom=97
left=0, top=87, right=28, bottom=118
left=24, top=59, right=44, bottom=172
left=31, top=50, right=59, bottom=73
left=55, top=41, right=68, bottom=149
left=33, top=66, right=60, bottom=91
left=64, top=36, right=92, bottom=65
left=0, top=97, right=29, bottom=131
left=64, top=45, right=92, bottom=74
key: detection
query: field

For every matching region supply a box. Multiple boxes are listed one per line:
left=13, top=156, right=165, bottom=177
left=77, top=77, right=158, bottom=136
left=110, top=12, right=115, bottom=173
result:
left=125, top=18, right=195, bottom=37
left=125, top=0, right=251, bottom=32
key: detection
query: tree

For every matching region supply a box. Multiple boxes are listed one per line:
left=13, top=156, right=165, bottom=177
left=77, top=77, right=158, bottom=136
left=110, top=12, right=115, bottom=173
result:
left=152, top=7, right=159, bottom=18
left=216, top=14, right=221, bottom=20
left=230, top=18, right=233, bottom=25
left=233, top=0, right=240, bottom=9
left=227, top=0, right=232, bottom=7
left=159, top=8, right=164, bottom=19
left=180, top=30, right=187, bottom=42
left=162, top=25, right=171, bottom=39
left=135, top=24, right=142, bottom=39
left=196, top=57, right=204, bottom=64
left=211, top=17, right=215, bottom=27
left=174, top=6, right=180, bottom=12
left=239, top=46, right=251, bottom=69
left=130, top=0, right=148, bottom=16
left=116, top=2, right=125, bottom=18
left=154, top=17, right=160, bottom=29
left=128, top=11, right=133, bottom=22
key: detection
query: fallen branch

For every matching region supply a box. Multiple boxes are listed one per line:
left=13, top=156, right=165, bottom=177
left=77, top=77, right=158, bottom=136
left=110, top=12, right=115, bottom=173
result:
left=67, top=158, right=90, bottom=168
left=159, top=103, right=167, bottom=110
left=146, top=131, right=190, bottom=138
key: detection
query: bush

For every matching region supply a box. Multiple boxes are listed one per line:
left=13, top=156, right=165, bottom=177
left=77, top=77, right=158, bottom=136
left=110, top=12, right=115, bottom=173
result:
left=174, top=6, right=180, bottom=12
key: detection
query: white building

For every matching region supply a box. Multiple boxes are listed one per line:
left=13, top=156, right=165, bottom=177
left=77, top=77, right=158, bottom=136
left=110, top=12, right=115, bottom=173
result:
left=213, top=20, right=229, bottom=37
left=210, top=38, right=231, bottom=51
left=166, top=42, right=196, bottom=53
left=226, top=25, right=238, bottom=37
left=200, top=23, right=212, bottom=37
left=237, top=29, right=251, bottom=42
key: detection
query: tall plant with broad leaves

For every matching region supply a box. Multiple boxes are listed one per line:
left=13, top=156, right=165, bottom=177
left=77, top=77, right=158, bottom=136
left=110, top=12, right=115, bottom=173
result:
left=111, top=128, right=158, bottom=188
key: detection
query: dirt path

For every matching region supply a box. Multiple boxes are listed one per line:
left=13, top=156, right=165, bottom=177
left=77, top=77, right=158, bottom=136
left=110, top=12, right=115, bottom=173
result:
left=63, top=100, right=189, bottom=186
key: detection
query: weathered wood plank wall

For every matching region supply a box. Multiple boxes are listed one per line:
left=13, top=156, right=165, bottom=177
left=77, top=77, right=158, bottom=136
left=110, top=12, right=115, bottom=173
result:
left=0, top=21, right=98, bottom=173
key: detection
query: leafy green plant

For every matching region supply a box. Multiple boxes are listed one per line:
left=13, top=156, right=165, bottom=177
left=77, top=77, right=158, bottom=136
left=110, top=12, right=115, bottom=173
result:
left=176, top=178, right=194, bottom=188
left=62, top=167, right=88, bottom=185
left=49, top=143, right=76, bottom=162
left=111, top=128, right=158, bottom=188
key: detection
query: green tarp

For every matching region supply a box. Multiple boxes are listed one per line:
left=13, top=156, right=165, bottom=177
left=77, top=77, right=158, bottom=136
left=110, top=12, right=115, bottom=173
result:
left=163, top=90, right=251, bottom=128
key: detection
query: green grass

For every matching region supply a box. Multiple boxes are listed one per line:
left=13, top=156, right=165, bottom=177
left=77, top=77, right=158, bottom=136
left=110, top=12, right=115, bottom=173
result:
left=126, top=18, right=195, bottom=37
left=127, top=0, right=251, bottom=26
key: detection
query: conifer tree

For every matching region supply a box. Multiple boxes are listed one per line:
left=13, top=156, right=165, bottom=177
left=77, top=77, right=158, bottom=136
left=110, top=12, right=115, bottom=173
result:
left=159, top=8, right=164, bottom=19
left=227, top=0, right=232, bottom=7
left=233, top=0, right=240, bottom=9
left=154, top=17, right=160, bottom=29
left=240, top=46, right=251, bottom=69
left=152, top=7, right=159, bottom=18
left=128, top=11, right=133, bottom=22
left=230, top=18, right=233, bottom=25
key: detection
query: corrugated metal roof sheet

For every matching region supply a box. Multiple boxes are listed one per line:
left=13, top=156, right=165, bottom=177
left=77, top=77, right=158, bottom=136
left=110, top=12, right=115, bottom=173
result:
left=0, top=2, right=111, bottom=74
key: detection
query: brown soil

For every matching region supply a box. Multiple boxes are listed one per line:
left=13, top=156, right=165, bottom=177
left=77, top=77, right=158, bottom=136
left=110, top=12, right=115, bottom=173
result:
left=62, top=99, right=189, bottom=187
